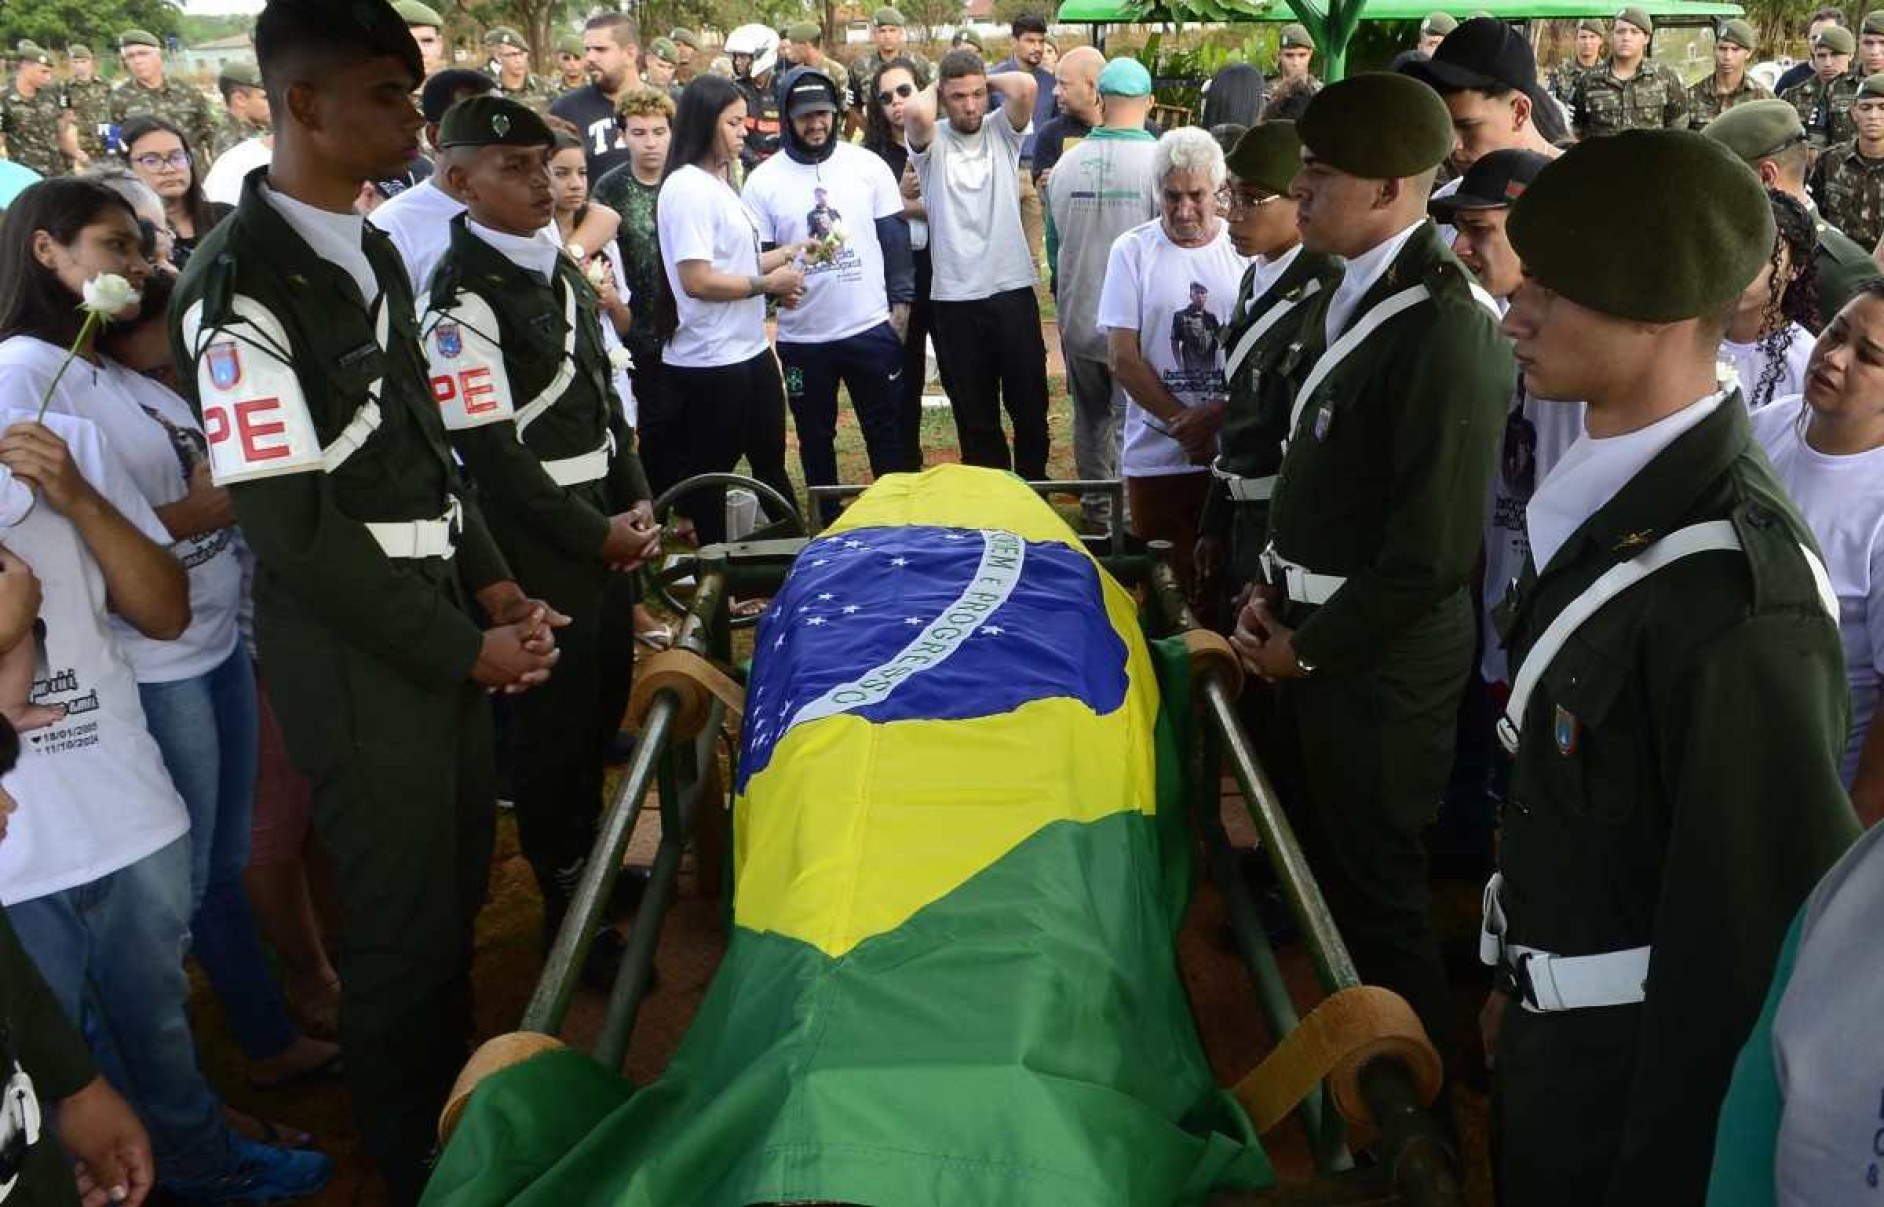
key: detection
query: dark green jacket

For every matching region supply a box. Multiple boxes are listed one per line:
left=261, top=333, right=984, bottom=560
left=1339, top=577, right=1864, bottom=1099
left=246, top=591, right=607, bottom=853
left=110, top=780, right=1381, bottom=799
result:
left=427, top=217, right=649, bottom=562
left=1, top=911, right=91, bottom=1207
left=1495, top=395, right=1858, bottom=1205
left=1264, top=222, right=1512, bottom=674
left=1813, top=216, right=1881, bottom=325
left=1198, top=244, right=1342, bottom=584
left=169, top=169, right=512, bottom=690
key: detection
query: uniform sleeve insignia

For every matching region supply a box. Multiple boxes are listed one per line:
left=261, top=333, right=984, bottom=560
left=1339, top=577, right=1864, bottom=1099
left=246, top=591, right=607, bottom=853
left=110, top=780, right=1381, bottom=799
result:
left=1554, top=704, right=1580, bottom=755
left=435, top=320, right=463, bottom=359
left=206, top=340, right=243, bottom=390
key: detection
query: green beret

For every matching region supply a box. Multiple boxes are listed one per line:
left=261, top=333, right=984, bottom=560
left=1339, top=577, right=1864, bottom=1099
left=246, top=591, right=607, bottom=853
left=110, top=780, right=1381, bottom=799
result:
left=1819, top=24, right=1857, bottom=54
left=1614, top=7, right=1652, bottom=34
left=393, top=0, right=443, bottom=26
left=1299, top=72, right=1453, bottom=178
left=649, top=37, right=679, bottom=62
left=436, top=94, right=554, bottom=148
left=1508, top=130, right=1774, bottom=323
left=1226, top=120, right=1303, bottom=196
left=118, top=29, right=160, bottom=49
left=953, top=28, right=986, bottom=49
left=1280, top=23, right=1314, bottom=49
left=16, top=41, right=51, bottom=66
left=1718, top=19, right=1756, bottom=50
left=1864, top=10, right=1884, bottom=36
left=873, top=6, right=906, bottom=26
left=670, top=28, right=702, bottom=49
left=1577, top=18, right=1605, bottom=35
left=485, top=26, right=528, bottom=50
left=67, top=44, right=93, bottom=60
left=1701, top=98, right=1808, bottom=162
left=556, top=33, right=583, bottom=57
left=1860, top=71, right=1884, bottom=100
left=785, top=21, right=821, bottom=42
left=219, top=59, right=262, bottom=87
left=1421, top=12, right=1458, bottom=36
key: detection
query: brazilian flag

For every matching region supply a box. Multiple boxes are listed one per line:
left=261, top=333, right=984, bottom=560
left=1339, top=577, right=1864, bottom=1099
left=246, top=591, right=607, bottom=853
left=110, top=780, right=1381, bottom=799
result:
left=424, top=465, right=1272, bottom=1206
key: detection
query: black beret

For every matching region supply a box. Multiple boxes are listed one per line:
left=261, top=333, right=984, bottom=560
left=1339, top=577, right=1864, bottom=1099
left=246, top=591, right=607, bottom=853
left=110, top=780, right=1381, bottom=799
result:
left=1225, top=120, right=1303, bottom=196
left=1299, top=72, right=1454, bottom=178
left=436, top=94, right=554, bottom=148
left=258, top=0, right=423, bottom=87
left=1508, top=129, right=1774, bottom=323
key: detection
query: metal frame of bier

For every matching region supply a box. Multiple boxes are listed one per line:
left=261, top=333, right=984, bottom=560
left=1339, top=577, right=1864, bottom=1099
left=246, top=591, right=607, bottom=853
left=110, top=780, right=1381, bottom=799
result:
left=492, top=474, right=1463, bottom=1207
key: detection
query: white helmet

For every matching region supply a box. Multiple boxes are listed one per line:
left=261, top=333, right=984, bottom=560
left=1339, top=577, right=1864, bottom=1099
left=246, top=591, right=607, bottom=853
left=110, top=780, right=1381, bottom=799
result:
left=725, top=23, right=779, bottom=78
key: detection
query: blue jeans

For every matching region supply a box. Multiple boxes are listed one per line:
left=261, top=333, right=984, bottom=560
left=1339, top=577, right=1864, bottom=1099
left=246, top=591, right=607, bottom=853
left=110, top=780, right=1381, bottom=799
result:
left=7, top=838, right=237, bottom=1182
left=780, top=322, right=906, bottom=526
left=139, top=645, right=296, bottom=1062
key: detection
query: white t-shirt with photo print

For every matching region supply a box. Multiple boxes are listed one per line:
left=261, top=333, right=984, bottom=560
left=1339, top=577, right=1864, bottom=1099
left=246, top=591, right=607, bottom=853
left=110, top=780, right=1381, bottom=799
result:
left=743, top=142, right=903, bottom=344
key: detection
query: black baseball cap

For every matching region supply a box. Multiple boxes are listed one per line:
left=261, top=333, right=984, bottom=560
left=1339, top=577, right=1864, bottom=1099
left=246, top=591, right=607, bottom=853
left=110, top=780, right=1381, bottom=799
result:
left=1400, top=16, right=1537, bottom=93
left=1429, top=147, right=1552, bottom=220
left=784, top=70, right=840, bottom=117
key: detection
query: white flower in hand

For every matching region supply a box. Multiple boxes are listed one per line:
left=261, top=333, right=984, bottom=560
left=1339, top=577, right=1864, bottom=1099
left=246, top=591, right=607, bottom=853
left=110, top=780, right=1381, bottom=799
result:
left=80, top=273, right=140, bottom=317
left=608, top=345, right=634, bottom=370
left=585, top=258, right=609, bottom=288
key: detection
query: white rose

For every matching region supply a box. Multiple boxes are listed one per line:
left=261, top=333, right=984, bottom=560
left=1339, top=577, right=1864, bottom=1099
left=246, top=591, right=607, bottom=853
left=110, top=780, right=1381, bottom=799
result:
left=80, top=273, right=141, bottom=316
left=585, top=258, right=609, bottom=287
left=608, top=345, right=634, bottom=370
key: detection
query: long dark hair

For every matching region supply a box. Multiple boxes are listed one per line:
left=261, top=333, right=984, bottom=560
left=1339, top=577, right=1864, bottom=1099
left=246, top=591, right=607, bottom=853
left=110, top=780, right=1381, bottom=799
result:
left=664, top=74, right=745, bottom=178
left=1201, top=63, right=1266, bottom=129
left=862, top=55, right=929, bottom=158
left=0, top=178, right=140, bottom=347
left=1750, top=188, right=1821, bottom=410
left=121, top=116, right=215, bottom=249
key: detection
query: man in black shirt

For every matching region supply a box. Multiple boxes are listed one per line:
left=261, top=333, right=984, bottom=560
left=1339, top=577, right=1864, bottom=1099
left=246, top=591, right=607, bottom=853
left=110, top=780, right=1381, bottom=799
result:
left=551, top=10, right=643, bottom=179
left=1031, top=45, right=1104, bottom=189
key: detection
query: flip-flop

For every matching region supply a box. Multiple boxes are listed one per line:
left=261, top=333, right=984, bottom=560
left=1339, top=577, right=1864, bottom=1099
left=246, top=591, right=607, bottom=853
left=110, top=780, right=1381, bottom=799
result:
left=729, top=598, right=768, bottom=618
left=634, top=626, right=674, bottom=651
left=246, top=1049, right=344, bottom=1092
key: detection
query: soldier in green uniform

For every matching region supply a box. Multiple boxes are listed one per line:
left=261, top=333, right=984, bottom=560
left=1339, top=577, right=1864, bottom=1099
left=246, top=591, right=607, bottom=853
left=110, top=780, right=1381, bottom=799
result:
left=1549, top=18, right=1606, bottom=105
left=1571, top=7, right=1687, bottom=138
left=110, top=30, right=215, bottom=156
left=166, top=2, right=564, bottom=1200
left=62, top=46, right=110, bottom=165
left=1227, top=74, right=1512, bottom=1060
left=1197, top=120, right=1340, bottom=593
left=786, top=21, right=849, bottom=111
left=1483, top=127, right=1858, bottom=1207
left=420, top=94, right=660, bottom=953
left=1809, top=72, right=1884, bottom=251
left=553, top=32, right=588, bottom=96
left=0, top=43, right=74, bottom=178
left=1272, top=23, right=1323, bottom=95
left=484, top=27, right=556, bottom=114
left=1687, top=19, right=1772, bottom=128
left=394, top=0, right=448, bottom=77
left=207, top=59, right=269, bottom=160
left=670, top=27, right=703, bottom=82
left=1780, top=23, right=1860, bottom=147
left=1703, top=98, right=1883, bottom=324
left=643, top=36, right=683, bottom=99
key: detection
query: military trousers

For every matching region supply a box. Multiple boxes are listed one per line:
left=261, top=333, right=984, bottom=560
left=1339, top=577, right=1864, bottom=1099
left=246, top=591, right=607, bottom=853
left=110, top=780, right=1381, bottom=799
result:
left=1268, top=592, right=1473, bottom=1060
left=256, top=574, right=495, bottom=1207
left=1492, top=1000, right=1646, bottom=1207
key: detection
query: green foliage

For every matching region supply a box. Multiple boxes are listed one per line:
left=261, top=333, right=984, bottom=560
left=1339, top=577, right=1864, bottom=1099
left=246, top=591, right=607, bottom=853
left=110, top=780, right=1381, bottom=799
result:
left=175, top=13, right=251, bottom=46
left=1, top=0, right=181, bottom=52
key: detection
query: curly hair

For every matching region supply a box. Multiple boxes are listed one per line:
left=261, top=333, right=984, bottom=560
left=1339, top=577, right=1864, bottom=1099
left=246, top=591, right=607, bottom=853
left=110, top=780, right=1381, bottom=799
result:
left=862, top=55, right=930, bottom=156
left=1261, top=76, right=1319, bottom=122
left=1750, top=189, right=1821, bottom=411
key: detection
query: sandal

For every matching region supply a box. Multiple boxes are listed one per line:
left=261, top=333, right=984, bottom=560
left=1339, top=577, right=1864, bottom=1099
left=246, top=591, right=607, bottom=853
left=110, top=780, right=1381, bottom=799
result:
left=634, top=626, right=674, bottom=651
left=729, top=598, right=768, bottom=619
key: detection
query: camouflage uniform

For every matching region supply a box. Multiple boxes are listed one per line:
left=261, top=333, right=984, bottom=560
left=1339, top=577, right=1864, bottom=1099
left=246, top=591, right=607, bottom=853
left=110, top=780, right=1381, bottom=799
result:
left=1811, top=139, right=1884, bottom=251
left=1570, top=60, right=1689, bottom=138
left=110, top=77, right=217, bottom=156
left=1686, top=74, right=1774, bottom=129
left=1550, top=56, right=1603, bottom=105
left=65, top=78, right=113, bottom=159
left=207, top=109, right=268, bottom=160
left=1781, top=72, right=1862, bottom=148
left=0, top=84, right=69, bottom=177
left=497, top=75, right=558, bottom=115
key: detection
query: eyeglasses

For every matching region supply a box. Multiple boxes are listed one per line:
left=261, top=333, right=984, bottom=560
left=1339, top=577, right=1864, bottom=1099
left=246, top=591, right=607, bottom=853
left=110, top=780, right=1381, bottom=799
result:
left=131, top=149, right=191, bottom=171
left=877, top=82, right=915, bottom=106
left=1215, top=187, right=1283, bottom=215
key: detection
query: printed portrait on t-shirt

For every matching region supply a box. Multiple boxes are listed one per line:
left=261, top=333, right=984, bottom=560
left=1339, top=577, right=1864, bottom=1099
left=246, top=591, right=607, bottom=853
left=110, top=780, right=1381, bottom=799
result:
left=1169, top=283, right=1223, bottom=385
left=1502, top=407, right=1539, bottom=502
left=805, top=187, right=844, bottom=237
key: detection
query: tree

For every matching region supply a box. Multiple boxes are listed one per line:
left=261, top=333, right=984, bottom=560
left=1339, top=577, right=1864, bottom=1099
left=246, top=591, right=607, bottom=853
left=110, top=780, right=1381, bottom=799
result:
left=1, top=0, right=182, bottom=55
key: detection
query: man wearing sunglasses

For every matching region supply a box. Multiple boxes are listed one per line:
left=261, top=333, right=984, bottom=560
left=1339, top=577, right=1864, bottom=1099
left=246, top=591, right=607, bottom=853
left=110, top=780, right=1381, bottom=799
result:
left=1703, top=98, right=1882, bottom=325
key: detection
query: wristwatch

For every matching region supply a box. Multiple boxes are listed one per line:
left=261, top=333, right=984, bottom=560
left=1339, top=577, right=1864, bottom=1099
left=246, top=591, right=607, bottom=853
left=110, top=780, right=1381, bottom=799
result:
left=1293, top=651, right=1317, bottom=678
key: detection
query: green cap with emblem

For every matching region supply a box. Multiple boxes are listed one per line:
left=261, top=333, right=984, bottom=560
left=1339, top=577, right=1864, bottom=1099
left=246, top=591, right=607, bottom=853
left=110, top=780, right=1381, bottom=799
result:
left=67, top=44, right=93, bottom=59
left=436, top=93, right=554, bottom=148
left=219, top=58, right=262, bottom=86
left=873, top=6, right=906, bottom=26
left=1280, top=22, right=1314, bottom=48
left=1717, top=19, right=1756, bottom=50
left=1864, top=10, right=1884, bottom=35
left=555, top=33, right=583, bottom=56
left=952, top=27, right=985, bottom=49
left=485, top=26, right=528, bottom=50
left=649, top=36, right=679, bottom=62
left=393, top=0, right=443, bottom=25
left=785, top=21, right=821, bottom=42
left=1858, top=70, right=1884, bottom=100
left=1299, top=71, right=1454, bottom=177
left=1421, top=12, right=1458, bottom=36
left=1577, top=17, right=1605, bottom=35
left=1818, top=24, right=1857, bottom=53
left=119, top=29, right=160, bottom=49
left=670, top=27, right=701, bottom=49
left=1614, top=6, right=1652, bottom=34
left=1225, top=119, right=1303, bottom=196
left=1701, top=98, right=1809, bottom=161
left=16, top=41, right=52, bottom=66
left=1509, top=129, right=1774, bottom=323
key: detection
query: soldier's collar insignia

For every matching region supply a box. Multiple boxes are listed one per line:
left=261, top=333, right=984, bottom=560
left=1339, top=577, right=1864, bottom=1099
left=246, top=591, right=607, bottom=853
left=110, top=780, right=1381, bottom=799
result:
left=1613, top=529, right=1655, bottom=552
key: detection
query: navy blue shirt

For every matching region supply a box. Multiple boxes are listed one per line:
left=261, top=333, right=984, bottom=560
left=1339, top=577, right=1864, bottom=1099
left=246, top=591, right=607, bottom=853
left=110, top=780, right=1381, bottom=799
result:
left=987, top=57, right=1058, bottom=160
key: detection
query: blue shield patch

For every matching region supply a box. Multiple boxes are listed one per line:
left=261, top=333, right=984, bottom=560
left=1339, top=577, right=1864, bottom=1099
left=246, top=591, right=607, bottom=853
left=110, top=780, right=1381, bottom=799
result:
left=1554, top=704, right=1579, bottom=756
left=206, top=341, right=242, bottom=391
left=435, top=321, right=463, bottom=359
left=1313, top=401, right=1334, bottom=441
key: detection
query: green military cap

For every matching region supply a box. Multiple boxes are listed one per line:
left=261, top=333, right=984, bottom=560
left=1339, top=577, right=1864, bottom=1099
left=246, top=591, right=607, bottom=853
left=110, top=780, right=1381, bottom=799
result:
left=556, top=33, right=583, bottom=57
left=785, top=21, right=821, bottom=42
left=1818, top=24, right=1857, bottom=53
left=874, top=6, right=907, bottom=26
left=119, top=29, right=160, bottom=49
left=1225, top=120, right=1303, bottom=196
left=436, top=94, right=554, bottom=148
left=1280, top=23, right=1314, bottom=49
left=1717, top=19, right=1756, bottom=50
left=1702, top=98, right=1809, bottom=161
left=16, top=41, right=52, bottom=66
left=670, top=28, right=702, bottom=49
left=1614, top=6, right=1652, bottom=34
left=648, top=36, right=679, bottom=62
left=485, top=26, right=528, bottom=50
left=393, top=0, right=444, bottom=26
left=953, top=27, right=986, bottom=49
left=219, top=59, right=262, bottom=86
left=1421, top=12, right=1458, bottom=36
left=1577, top=18, right=1605, bottom=35
left=1509, top=130, right=1773, bottom=323
left=1299, top=72, right=1453, bottom=177
left=1859, top=71, right=1884, bottom=100
left=67, top=44, right=93, bottom=59
left=1864, top=10, right=1884, bottom=35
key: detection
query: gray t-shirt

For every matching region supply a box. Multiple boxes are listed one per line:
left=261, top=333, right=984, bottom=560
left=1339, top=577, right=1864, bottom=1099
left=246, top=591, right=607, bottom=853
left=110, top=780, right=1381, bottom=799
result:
left=1047, top=130, right=1159, bottom=362
left=913, top=111, right=1038, bottom=302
